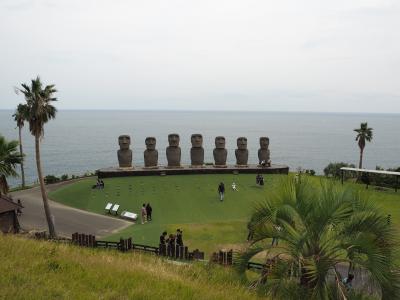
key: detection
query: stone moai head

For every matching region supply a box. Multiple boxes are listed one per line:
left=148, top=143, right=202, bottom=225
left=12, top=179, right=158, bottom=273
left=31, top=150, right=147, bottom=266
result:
left=260, top=137, right=269, bottom=149
left=145, top=137, right=156, bottom=150
left=191, top=134, right=203, bottom=148
left=237, top=137, right=248, bottom=150
left=168, top=134, right=180, bottom=147
left=215, top=136, right=226, bottom=149
left=118, top=135, right=131, bottom=150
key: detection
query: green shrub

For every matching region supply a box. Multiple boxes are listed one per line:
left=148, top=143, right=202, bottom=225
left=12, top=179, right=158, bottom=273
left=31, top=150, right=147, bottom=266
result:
left=369, top=166, right=400, bottom=188
left=61, top=174, right=68, bottom=181
left=44, top=175, right=60, bottom=184
left=323, top=162, right=356, bottom=179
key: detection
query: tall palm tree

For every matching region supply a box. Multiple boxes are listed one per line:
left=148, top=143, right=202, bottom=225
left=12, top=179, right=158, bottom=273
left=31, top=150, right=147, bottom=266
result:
left=17, top=76, right=58, bottom=238
left=354, top=122, right=373, bottom=169
left=0, top=135, right=23, bottom=196
left=238, top=177, right=400, bottom=299
left=12, top=104, right=28, bottom=188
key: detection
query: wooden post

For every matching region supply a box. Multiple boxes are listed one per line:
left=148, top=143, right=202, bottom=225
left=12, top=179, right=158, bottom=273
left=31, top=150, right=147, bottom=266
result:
left=341, top=169, right=344, bottom=185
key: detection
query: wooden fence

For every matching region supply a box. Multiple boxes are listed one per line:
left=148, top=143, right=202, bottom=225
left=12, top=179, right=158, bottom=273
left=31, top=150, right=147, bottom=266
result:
left=71, top=233, right=203, bottom=261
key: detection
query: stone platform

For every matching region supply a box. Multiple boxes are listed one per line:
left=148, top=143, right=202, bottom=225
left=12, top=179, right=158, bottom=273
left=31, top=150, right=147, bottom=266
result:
left=97, top=164, right=289, bottom=178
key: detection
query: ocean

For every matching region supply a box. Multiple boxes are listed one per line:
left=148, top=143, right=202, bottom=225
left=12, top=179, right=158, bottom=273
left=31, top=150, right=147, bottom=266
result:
left=1, top=110, right=399, bottom=187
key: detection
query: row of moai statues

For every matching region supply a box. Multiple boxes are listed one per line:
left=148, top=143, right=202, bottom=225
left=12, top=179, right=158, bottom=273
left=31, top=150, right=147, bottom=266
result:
left=117, top=134, right=271, bottom=168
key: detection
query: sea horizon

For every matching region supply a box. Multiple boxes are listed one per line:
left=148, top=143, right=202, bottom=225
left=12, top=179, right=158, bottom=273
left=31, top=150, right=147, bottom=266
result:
left=1, top=109, right=399, bottom=187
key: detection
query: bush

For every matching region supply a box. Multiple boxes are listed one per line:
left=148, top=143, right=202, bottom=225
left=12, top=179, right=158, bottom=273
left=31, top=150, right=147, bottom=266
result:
left=44, top=175, right=60, bottom=184
left=369, top=166, right=400, bottom=188
left=304, top=169, right=316, bottom=176
left=323, top=162, right=356, bottom=179
left=61, top=174, right=69, bottom=181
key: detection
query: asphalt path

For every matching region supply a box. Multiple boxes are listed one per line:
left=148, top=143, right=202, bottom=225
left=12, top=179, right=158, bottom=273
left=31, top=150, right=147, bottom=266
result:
left=11, top=180, right=131, bottom=238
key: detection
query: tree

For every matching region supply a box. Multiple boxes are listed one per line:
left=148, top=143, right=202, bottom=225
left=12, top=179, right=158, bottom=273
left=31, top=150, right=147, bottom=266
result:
left=354, top=122, right=373, bottom=169
left=17, top=76, right=58, bottom=238
left=238, top=177, right=400, bottom=299
left=12, top=104, right=29, bottom=188
left=0, top=135, right=23, bottom=196
left=323, top=162, right=356, bottom=179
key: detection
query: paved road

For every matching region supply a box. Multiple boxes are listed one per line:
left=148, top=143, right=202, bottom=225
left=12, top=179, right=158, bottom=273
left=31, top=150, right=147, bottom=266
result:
left=11, top=180, right=131, bottom=238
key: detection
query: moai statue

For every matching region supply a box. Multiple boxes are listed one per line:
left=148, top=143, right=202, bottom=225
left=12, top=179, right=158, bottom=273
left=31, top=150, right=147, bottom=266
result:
left=235, top=137, right=249, bottom=166
left=166, top=133, right=181, bottom=167
left=258, top=137, right=271, bottom=167
left=144, top=137, right=158, bottom=168
left=213, top=136, right=227, bottom=167
left=117, top=135, right=133, bottom=168
left=190, top=134, right=204, bottom=167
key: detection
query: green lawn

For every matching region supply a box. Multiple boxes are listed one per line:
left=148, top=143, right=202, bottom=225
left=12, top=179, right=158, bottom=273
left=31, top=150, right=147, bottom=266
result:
left=49, top=174, right=400, bottom=255
left=49, top=174, right=283, bottom=253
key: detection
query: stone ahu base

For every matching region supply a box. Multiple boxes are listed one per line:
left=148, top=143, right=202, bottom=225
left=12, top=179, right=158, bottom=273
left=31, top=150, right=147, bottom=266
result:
left=97, top=164, right=289, bottom=178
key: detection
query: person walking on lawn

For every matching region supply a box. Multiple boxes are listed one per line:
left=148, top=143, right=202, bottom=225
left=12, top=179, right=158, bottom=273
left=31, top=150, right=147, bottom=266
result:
left=218, top=182, right=225, bottom=201
left=146, top=203, right=153, bottom=221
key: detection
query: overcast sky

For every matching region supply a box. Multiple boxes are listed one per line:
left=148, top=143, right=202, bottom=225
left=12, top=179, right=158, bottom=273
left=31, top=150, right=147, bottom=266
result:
left=1, top=0, right=399, bottom=112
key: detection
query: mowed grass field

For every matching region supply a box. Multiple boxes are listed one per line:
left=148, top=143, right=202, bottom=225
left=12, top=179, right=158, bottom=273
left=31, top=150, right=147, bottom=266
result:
left=49, top=174, right=281, bottom=253
left=49, top=174, right=400, bottom=255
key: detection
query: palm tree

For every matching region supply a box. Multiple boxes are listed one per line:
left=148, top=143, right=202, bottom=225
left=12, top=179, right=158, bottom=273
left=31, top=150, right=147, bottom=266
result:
left=12, top=104, right=28, bottom=188
left=0, top=135, right=23, bottom=196
left=238, top=177, right=400, bottom=299
left=17, top=76, right=58, bottom=238
left=354, top=122, right=373, bottom=169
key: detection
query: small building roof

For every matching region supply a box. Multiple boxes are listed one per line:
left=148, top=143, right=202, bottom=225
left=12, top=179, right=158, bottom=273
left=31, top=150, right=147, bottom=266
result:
left=0, top=195, right=23, bottom=214
left=340, top=167, right=400, bottom=176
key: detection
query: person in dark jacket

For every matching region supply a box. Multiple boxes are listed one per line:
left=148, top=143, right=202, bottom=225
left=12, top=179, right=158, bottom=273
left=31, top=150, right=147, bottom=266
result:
left=146, top=203, right=153, bottom=221
left=176, top=229, right=183, bottom=246
left=167, top=233, right=176, bottom=256
left=160, top=231, right=167, bottom=245
left=218, top=182, right=225, bottom=201
left=159, top=231, right=167, bottom=255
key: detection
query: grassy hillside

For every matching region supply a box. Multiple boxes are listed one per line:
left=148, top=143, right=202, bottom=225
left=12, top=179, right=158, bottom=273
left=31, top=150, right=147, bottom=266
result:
left=0, top=235, right=264, bottom=300
left=49, top=174, right=400, bottom=255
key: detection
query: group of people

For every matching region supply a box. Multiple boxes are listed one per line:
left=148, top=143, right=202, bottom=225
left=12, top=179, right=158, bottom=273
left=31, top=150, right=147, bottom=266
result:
left=160, top=229, right=184, bottom=247
left=256, top=174, right=264, bottom=186
left=218, top=174, right=266, bottom=201
left=92, top=179, right=105, bottom=189
left=140, top=203, right=152, bottom=224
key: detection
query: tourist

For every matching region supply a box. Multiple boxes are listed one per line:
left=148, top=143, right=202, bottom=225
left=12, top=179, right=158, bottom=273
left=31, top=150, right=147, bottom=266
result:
left=271, top=225, right=281, bottom=246
left=92, top=179, right=100, bottom=189
left=141, top=203, right=147, bottom=224
left=176, top=229, right=183, bottom=246
left=218, top=182, right=225, bottom=201
left=167, top=233, right=176, bottom=256
left=231, top=182, right=238, bottom=191
left=16, top=199, right=22, bottom=216
left=342, top=274, right=354, bottom=291
left=159, top=231, right=167, bottom=255
left=146, top=203, right=153, bottom=221
left=160, top=231, right=167, bottom=245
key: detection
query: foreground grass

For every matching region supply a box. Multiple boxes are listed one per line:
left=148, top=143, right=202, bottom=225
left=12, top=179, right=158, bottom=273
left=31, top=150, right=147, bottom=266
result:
left=0, top=235, right=264, bottom=300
